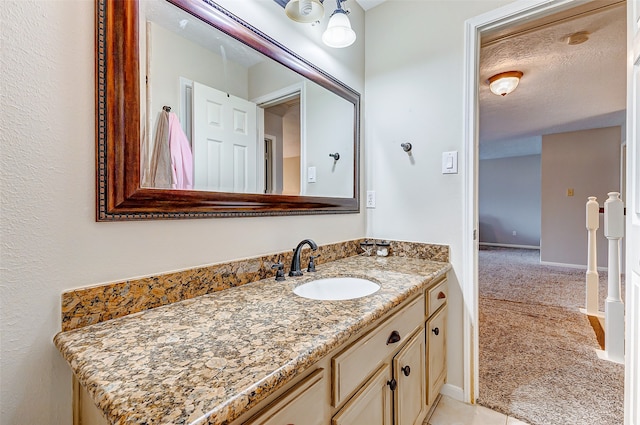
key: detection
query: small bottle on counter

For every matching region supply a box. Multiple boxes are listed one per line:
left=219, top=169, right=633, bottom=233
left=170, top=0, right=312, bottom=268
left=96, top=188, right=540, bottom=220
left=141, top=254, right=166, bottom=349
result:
left=359, top=239, right=375, bottom=256
left=376, top=240, right=390, bottom=257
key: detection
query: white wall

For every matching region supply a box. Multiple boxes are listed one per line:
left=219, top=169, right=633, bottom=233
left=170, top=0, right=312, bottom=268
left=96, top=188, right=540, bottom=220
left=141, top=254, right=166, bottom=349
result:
left=148, top=22, right=249, bottom=126
left=248, top=59, right=302, bottom=100
left=479, top=154, right=541, bottom=247
left=365, top=0, right=513, bottom=395
left=541, top=126, right=622, bottom=268
left=0, top=0, right=364, bottom=423
left=304, top=82, right=355, bottom=198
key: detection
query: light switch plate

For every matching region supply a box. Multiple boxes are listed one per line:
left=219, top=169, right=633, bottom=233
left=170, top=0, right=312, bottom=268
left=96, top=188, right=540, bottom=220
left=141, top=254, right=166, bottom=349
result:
left=442, top=151, right=458, bottom=174
left=307, top=166, right=317, bottom=183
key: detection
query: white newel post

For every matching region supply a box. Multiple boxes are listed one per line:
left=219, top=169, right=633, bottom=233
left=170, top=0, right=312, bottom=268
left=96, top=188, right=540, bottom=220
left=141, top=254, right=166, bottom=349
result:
left=585, top=197, right=600, bottom=315
left=604, top=192, right=625, bottom=364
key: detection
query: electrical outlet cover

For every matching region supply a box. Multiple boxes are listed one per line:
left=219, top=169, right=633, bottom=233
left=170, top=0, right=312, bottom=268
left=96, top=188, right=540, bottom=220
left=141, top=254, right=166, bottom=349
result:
left=366, top=190, right=376, bottom=208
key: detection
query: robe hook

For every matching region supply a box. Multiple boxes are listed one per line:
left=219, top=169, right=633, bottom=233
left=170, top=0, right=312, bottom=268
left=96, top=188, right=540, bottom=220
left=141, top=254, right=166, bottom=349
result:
left=329, top=152, right=340, bottom=161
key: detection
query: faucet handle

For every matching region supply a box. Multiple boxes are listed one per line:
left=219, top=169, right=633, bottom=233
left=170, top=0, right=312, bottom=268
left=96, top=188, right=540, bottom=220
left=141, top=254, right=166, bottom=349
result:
left=271, top=262, right=286, bottom=281
left=307, top=254, right=321, bottom=272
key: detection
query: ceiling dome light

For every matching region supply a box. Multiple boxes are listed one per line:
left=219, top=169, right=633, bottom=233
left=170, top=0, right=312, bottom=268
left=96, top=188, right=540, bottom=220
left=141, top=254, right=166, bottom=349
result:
left=322, top=0, right=356, bottom=48
left=566, top=31, right=590, bottom=45
left=285, top=0, right=325, bottom=23
left=488, top=71, right=524, bottom=96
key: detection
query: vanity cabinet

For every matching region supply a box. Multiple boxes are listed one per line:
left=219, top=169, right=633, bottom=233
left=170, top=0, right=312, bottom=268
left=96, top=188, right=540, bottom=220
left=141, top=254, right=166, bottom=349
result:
left=331, top=296, right=427, bottom=425
left=330, top=276, right=448, bottom=425
left=73, top=276, right=449, bottom=425
left=331, top=296, right=424, bottom=407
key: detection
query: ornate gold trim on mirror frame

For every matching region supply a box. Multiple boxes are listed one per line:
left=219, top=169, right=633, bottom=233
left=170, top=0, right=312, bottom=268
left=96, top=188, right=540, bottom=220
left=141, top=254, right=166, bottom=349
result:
left=96, top=0, right=361, bottom=221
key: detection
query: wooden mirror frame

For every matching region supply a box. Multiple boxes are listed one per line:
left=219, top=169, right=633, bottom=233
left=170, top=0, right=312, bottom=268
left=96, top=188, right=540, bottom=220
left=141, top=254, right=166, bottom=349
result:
left=96, top=0, right=360, bottom=221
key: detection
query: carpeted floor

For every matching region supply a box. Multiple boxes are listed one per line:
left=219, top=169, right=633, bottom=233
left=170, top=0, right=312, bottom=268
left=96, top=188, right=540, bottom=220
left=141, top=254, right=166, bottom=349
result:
left=477, top=246, right=624, bottom=425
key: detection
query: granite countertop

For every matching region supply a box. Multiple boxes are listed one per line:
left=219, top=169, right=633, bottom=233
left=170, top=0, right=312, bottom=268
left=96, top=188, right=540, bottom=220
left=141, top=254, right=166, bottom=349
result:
left=54, top=255, right=450, bottom=425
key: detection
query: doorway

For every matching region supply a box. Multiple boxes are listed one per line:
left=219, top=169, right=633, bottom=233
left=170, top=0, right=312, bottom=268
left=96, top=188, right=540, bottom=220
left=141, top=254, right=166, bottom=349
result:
left=258, top=89, right=303, bottom=196
left=463, top=0, right=628, bottom=408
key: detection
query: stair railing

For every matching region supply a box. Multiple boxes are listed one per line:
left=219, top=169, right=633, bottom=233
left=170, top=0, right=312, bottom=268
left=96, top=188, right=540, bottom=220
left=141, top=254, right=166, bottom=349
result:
left=584, top=193, right=625, bottom=363
left=604, top=192, right=624, bottom=364
left=585, top=196, right=600, bottom=315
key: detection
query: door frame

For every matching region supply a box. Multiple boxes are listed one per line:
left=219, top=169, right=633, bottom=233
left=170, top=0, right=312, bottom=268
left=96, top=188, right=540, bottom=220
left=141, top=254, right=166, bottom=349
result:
left=252, top=82, right=307, bottom=194
left=624, top=0, right=639, bottom=423
left=462, top=0, right=628, bottom=405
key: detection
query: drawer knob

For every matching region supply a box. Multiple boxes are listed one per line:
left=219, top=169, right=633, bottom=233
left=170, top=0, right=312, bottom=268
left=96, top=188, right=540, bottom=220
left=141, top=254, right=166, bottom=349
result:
left=402, top=365, right=411, bottom=376
left=432, top=327, right=440, bottom=336
left=437, top=291, right=446, bottom=300
left=387, top=330, right=401, bottom=345
left=387, top=378, right=397, bottom=391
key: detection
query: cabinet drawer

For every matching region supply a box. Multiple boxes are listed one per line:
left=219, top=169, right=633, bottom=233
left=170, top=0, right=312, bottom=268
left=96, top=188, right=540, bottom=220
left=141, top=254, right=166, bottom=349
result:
left=245, top=369, right=328, bottom=425
left=332, top=295, right=424, bottom=407
left=426, top=278, right=447, bottom=317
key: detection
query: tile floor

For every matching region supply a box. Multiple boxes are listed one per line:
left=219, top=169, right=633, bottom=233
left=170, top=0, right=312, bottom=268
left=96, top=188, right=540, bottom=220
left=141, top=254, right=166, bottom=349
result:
left=427, top=395, right=530, bottom=425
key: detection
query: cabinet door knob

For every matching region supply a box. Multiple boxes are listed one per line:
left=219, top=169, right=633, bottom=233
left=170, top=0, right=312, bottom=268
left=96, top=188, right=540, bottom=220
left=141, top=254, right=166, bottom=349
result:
left=386, top=330, right=401, bottom=345
left=402, top=365, right=411, bottom=376
left=432, top=327, right=440, bottom=336
left=387, top=378, right=397, bottom=391
left=437, top=291, right=446, bottom=300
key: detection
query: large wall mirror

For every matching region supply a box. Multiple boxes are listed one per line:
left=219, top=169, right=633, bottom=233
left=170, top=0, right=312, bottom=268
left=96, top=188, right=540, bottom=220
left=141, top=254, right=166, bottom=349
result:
left=97, top=0, right=360, bottom=220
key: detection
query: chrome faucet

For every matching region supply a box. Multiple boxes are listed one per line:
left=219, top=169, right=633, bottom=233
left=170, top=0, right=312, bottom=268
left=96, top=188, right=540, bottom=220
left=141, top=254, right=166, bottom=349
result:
left=289, top=239, right=318, bottom=277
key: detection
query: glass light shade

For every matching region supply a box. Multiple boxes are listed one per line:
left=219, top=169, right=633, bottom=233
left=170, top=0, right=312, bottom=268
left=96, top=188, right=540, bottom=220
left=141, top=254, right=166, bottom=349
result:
left=322, top=12, right=356, bottom=48
left=488, top=71, right=523, bottom=96
left=285, top=0, right=324, bottom=23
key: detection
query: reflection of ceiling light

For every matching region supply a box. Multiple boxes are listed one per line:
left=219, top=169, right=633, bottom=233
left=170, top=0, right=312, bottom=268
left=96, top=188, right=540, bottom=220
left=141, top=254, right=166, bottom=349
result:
left=322, top=0, right=356, bottom=48
left=285, top=0, right=325, bottom=23
left=566, top=31, right=589, bottom=45
left=488, top=71, right=523, bottom=96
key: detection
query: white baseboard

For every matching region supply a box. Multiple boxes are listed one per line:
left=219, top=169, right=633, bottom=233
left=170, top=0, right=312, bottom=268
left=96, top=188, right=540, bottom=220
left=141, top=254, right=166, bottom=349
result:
left=579, top=307, right=605, bottom=318
left=481, top=246, right=609, bottom=272
left=440, top=383, right=464, bottom=402
left=479, top=242, right=540, bottom=250
left=595, top=348, right=625, bottom=364
left=539, top=260, right=607, bottom=272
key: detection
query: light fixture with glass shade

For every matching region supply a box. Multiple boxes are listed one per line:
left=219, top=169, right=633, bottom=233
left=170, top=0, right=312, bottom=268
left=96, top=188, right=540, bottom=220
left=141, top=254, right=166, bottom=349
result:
left=285, top=0, right=325, bottom=23
left=488, top=71, right=523, bottom=96
left=322, top=0, right=356, bottom=48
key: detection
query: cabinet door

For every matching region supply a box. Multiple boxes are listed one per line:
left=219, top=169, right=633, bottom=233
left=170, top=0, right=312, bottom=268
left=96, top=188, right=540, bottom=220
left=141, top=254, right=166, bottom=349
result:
left=245, top=369, right=329, bottom=425
left=427, top=306, right=447, bottom=407
left=332, top=364, right=393, bottom=425
left=393, top=328, right=426, bottom=425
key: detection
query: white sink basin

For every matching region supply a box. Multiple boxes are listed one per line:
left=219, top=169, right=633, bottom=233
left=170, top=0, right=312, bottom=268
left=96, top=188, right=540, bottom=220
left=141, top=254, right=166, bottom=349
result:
left=293, top=277, right=380, bottom=301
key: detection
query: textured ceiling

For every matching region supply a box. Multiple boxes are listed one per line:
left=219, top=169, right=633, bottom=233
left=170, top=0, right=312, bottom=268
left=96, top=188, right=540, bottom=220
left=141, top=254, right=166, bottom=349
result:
left=479, top=2, right=626, bottom=146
